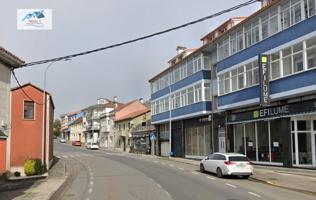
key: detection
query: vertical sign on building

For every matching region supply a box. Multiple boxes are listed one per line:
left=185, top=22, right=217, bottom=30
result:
left=259, top=54, right=270, bottom=107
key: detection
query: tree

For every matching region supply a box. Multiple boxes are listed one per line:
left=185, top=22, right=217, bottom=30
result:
left=53, top=119, right=61, bottom=137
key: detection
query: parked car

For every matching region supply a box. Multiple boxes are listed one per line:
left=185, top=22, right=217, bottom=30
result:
left=85, top=142, right=92, bottom=149
left=90, top=143, right=99, bottom=150
left=200, top=153, right=253, bottom=179
left=59, top=138, right=66, bottom=143
left=72, top=140, right=81, bottom=146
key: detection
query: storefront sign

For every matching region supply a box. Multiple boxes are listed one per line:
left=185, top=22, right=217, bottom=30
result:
left=259, top=54, right=270, bottom=107
left=229, top=100, right=316, bottom=123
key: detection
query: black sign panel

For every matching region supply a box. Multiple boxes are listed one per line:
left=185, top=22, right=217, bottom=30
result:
left=229, top=100, right=316, bottom=123
left=259, top=54, right=270, bottom=107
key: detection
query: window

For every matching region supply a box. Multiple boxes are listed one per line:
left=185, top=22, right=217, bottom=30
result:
left=261, top=16, right=269, bottom=39
left=187, top=87, right=194, bottom=105
left=306, top=0, right=316, bottom=17
left=24, top=101, right=35, bottom=120
left=187, top=60, right=194, bottom=76
left=194, top=84, right=202, bottom=102
left=269, top=8, right=279, bottom=35
left=306, top=36, right=316, bottom=69
left=270, top=52, right=281, bottom=79
left=282, top=47, right=293, bottom=76
left=224, top=72, right=231, bottom=94
left=204, top=82, right=211, bottom=101
left=293, top=43, right=304, bottom=72
left=245, top=63, right=253, bottom=87
left=237, top=66, right=245, bottom=89
left=281, top=0, right=303, bottom=30
left=181, top=90, right=187, bottom=107
left=231, top=69, right=238, bottom=91
left=237, top=30, right=244, bottom=51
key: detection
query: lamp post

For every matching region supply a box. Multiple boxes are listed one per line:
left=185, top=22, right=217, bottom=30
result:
left=41, top=59, right=70, bottom=167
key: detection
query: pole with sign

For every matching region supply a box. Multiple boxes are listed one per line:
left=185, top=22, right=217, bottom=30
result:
left=259, top=54, right=270, bottom=107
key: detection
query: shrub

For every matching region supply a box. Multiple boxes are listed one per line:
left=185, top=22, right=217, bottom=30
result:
left=14, top=171, right=21, bottom=177
left=24, top=159, right=44, bottom=176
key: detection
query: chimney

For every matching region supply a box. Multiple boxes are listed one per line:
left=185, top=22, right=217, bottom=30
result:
left=113, top=96, right=118, bottom=108
left=176, top=46, right=187, bottom=55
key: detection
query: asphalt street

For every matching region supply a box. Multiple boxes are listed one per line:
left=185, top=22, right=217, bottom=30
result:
left=54, top=142, right=316, bottom=200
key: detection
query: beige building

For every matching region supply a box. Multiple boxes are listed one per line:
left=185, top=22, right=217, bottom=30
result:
left=69, top=117, right=85, bottom=143
left=114, top=100, right=150, bottom=152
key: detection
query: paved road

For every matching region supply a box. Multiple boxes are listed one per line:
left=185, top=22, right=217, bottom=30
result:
left=55, top=142, right=315, bottom=200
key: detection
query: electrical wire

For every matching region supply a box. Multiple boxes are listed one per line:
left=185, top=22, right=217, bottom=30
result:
left=11, top=69, right=44, bottom=105
left=18, top=0, right=257, bottom=68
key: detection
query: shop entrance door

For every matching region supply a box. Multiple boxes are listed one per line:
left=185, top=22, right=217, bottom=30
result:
left=291, top=117, right=316, bottom=167
left=218, top=127, right=226, bottom=153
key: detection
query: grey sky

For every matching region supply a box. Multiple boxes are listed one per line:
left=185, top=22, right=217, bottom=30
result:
left=1, top=0, right=260, bottom=117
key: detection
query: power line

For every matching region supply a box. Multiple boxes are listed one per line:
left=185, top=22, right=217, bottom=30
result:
left=19, top=0, right=257, bottom=68
left=11, top=69, right=44, bottom=105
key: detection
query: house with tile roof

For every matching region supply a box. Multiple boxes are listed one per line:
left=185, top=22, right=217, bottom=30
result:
left=114, top=99, right=152, bottom=152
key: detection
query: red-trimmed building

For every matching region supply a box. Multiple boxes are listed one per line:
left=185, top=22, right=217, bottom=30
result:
left=10, top=83, right=54, bottom=174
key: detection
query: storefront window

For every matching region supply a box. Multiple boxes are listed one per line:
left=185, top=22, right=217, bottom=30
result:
left=185, top=125, right=212, bottom=156
left=298, top=132, right=312, bottom=164
left=257, top=121, right=270, bottom=162
left=270, top=120, right=283, bottom=163
left=234, top=124, right=245, bottom=154
left=245, top=123, right=256, bottom=161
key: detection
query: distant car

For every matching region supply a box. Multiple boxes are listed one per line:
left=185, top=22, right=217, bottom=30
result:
left=59, top=138, right=66, bottom=143
left=90, top=143, right=99, bottom=150
left=200, top=153, right=253, bottom=179
left=72, top=140, right=81, bottom=146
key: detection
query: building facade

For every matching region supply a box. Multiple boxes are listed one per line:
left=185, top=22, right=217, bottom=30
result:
left=69, top=117, right=84, bottom=143
left=114, top=100, right=150, bottom=152
left=209, top=0, right=316, bottom=168
left=10, top=83, right=55, bottom=174
left=60, top=111, right=82, bottom=141
left=149, top=46, right=216, bottom=158
left=0, top=47, right=24, bottom=173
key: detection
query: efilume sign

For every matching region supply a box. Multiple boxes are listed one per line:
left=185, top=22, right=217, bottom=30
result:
left=259, top=54, right=270, bottom=107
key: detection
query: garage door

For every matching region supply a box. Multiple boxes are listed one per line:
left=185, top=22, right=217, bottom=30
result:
left=160, top=141, right=169, bottom=157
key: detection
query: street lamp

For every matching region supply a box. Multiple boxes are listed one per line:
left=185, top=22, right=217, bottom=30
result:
left=41, top=58, right=70, bottom=167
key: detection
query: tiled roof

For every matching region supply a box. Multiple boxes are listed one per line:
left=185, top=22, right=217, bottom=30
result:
left=115, top=108, right=150, bottom=122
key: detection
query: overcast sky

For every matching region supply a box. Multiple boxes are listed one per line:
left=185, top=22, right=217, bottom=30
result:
left=2, top=0, right=260, bottom=117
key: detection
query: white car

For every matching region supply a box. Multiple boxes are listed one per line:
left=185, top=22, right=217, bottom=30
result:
left=90, top=143, right=99, bottom=150
left=86, top=142, right=99, bottom=150
left=59, top=138, right=66, bottom=143
left=200, top=153, right=253, bottom=179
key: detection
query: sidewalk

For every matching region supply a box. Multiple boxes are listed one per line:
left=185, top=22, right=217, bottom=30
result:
left=0, top=157, right=67, bottom=200
left=101, top=148, right=316, bottom=196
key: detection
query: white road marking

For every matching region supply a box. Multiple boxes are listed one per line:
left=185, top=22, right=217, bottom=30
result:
left=178, top=167, right=184, bottom=170
left=90, top=176, right=94, bottom=180
left=248, top=192, right=261, bottom=198
left=225, top=183, right=237, bottom=188
left=161, top=162, right=166, bottom=165
left=88, top=188, right=93, bottom=193
left=191, top=171, right=198, bottom=175
left=169, top=164, right=174, bottom=167
left=206, top=176, right=215, bottom=180
left=86, top=198, right=90, bottom=200
left=90, top=181, right=94, bottom=185
left=156, top=184, right=162, bottom=189
left=62, top=155, right=68, bottom=158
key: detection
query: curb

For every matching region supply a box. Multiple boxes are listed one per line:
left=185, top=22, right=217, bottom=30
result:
left=49, top=159, right=72, bottom=200
left=249, top=177, right=316, bottom=197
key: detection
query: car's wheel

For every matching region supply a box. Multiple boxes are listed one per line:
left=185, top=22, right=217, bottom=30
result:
left=242, top=175, right=250, bottom=179
left=200, top=164, right=205, bottom=173
left=216, top=167, right=223, bottom=178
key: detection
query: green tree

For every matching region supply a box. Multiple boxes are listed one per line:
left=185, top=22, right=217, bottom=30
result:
left=53, top=119, right=61, bottom=137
